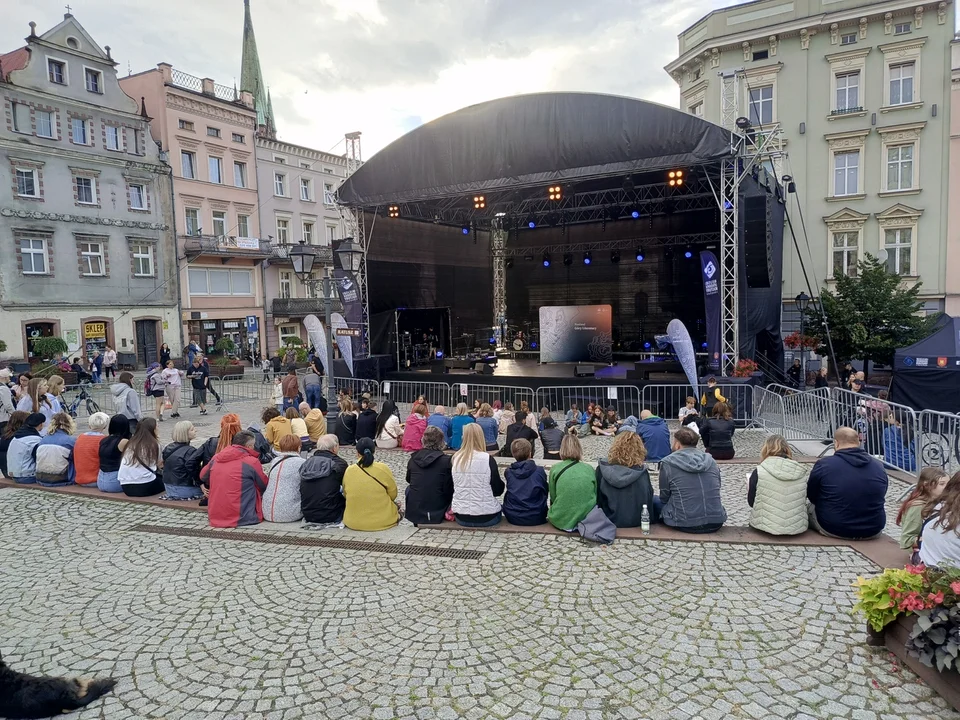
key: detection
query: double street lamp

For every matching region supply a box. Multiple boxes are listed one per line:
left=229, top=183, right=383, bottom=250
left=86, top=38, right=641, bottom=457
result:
left=795, top=291, right=810, bottom=389
left=289, top=238, right=364, bottom=430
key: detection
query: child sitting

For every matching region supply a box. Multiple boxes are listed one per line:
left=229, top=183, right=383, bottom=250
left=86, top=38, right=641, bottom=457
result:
left=678, top=396, right=698, bottom=423
left=564, top=403, right=582, bottom=430
left=502, top=438, right=548, bottom=526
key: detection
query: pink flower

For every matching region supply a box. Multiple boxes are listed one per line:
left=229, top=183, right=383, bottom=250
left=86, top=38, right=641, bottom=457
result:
left=927, top=591, right=945, bottom=605
left=951, top=581, right=960, bottom=594
left=905, top=563, right=926, bottom=575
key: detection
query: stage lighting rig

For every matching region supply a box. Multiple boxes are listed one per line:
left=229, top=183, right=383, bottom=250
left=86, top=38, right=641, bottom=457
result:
left=583, top=252, right=592, bottom=266
left=563, top=253, right=573, bottom=266
left=548, top=185, right=562, bottom=201
left=388, top=205, right=400, bottom=218
left=630, top=209, right=640, bottom=219
left=542, top=252, right=551, bottom=267
left=668, top=170, right=684, bottom=187
left=473, top=195, right=486, bottom=210
left=684, top=246, right=694, bottom=259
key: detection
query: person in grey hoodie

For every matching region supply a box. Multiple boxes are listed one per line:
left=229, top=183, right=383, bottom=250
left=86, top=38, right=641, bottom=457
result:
left=596, top=431, right=658, bottom=528
left=112, top=372, right=142, bottom=433
left=657, top=427, right=727, bottom=533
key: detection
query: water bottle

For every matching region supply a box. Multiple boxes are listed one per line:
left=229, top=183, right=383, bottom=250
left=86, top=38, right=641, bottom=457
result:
left=641, top=504, right=650, bottom=535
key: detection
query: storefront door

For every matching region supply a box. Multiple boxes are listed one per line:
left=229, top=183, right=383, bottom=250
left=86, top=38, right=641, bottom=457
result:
left=135, top=320, right=159, bottom=368
left=83, top=321, right=109, bottom=358
left=25, top=322, right=55, bottom=359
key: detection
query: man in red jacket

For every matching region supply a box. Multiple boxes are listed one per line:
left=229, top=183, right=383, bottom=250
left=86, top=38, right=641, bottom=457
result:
left=201, top=431, right=268, bottom=528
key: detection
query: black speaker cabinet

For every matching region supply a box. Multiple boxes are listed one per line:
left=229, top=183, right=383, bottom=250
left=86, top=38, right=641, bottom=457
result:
left=743, top=195, right=772, bottom=289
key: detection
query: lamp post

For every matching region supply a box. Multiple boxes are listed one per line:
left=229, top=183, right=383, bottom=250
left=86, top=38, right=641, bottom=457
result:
left=795, top=291, right=810, bottom=389
left=289, top=239, right=364, bottom=431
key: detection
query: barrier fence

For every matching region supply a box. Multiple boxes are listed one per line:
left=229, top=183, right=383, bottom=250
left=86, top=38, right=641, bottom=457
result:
left=641, top=383, right=758, bottom=426
left=535, top=386, right=640, bottom=421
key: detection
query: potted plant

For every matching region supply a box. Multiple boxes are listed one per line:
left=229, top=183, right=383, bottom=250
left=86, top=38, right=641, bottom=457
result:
left=210, top=337, right=241, bottom=378
left=283, top=336, right=309, bottom=368
left=852, top=566, right=927, bottom=640
left=30, top=336, right=68, bottom=364
left=731, top=358, right=758, bottom=378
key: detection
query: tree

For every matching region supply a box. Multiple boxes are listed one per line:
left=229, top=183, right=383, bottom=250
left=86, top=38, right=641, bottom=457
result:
left=806, top=253, right=938, bottom=379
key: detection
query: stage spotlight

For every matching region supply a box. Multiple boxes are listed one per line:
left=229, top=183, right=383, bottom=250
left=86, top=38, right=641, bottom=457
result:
left=664, top=249, right=674, bottom=260
left=583, top=252, right=592, bottom=266
left=530, top=341, right=538, bottom=349
left=635, top=249, right=645, bottom=262
left=548, top=185, right=562, bottom=201
left=473, top=195, right=486, bottom=210
left=527, top=219, right=536, bottom=229
left=542, top=252, right=551, bottom=268
left=505, top=258, right=514, bottom=269
left=461, top=226, right=470, bottom=235
left=644, top=342, right=651, bottom=349
left=668, top=170, right=684, bottom=187
left=610, top=250, right=620, bottom=264
left=735, top=116, right=753, bottom=131
left=702, top=342, right=708, bottom=349
left=388, top=205, right=400, bottom=218
left=563, top=253, right=573, bottom=266
left=631, top=210, right=640, bottom=219
left=684, top=246, right=693, bottom=259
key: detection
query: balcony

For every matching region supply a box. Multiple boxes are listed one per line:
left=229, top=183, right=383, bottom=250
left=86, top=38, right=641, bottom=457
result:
left=272, top=296, right=341, bottom=318
left=183, top=234, right=273, bottom=259
left=271, top=243, right=333, bottom=265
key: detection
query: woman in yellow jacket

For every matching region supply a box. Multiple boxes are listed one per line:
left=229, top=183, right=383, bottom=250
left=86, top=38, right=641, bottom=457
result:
left=343, top=437, right=400, bottom=531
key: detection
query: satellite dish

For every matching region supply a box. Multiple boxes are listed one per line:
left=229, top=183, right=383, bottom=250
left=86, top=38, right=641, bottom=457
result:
left=877, top=249, right=889, bottom=263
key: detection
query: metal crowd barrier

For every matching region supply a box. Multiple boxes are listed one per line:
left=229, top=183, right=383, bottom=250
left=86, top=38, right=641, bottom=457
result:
left=536, top=385, right=642, bottom=421
left=380, top=379, right=452, bottom=417
left=449, top=383, right=536, bottom=416
left=640, top=383, right=756, bottom=425
left=917, top=410, right=960, bottom=477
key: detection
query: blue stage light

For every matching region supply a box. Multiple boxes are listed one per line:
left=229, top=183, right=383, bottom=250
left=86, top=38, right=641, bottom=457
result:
left=461, top=227, right=470, bottom=235
left=631, top=210, right=639, bottom=219
left=701, top=342, right=708, bottom=349
left=531, top=341, right=538, bottom=349
left=644, top=342, right=651, bottom=349
left=583, top=251, right=592, bottom=265
left=489, top=337, right=495, bottom=344
left=528, top=220, right=536, bottom=229
left=635, top=249, right=644, bottom=262
left=542, top=252, right=551, bottom=267
left=684, top=250, right=693, bottom=259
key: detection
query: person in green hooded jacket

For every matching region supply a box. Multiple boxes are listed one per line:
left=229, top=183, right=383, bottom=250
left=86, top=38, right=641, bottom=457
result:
left=547, top=434, right=597, bottom=531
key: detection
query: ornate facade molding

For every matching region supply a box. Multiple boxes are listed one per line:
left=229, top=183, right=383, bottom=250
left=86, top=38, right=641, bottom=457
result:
left=768, top=35, right=778, bottom=56
left=830, top=23, right=839, bottom=45
left=939, top=2, right=948, bottom=24
left=0, top=207, right=168, bottom=229
left=876, top=203, right=923, bottom=227
left=165, top=91, right=256, bottom=131
left=823, top=207, right=869, bottom=231
left=860, top=18, right=869, bottom=39
left=876, top=121, right=926, bottom=143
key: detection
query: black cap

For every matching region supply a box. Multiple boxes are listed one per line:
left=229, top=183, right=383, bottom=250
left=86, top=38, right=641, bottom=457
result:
left=26, top=412, right=45, bottom=427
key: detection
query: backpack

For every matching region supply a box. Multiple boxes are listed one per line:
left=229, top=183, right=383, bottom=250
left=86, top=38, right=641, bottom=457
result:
left=576, top=505, right=617, bottom=545
left=144, top=375, right=153, bottom=393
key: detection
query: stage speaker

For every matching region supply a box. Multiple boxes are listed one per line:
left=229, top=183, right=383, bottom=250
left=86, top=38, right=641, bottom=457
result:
left=431, top=361, right=447, bottom=374
left=474, top=362, right=494, bottom=375
left=743, top=195, right=773, bottom=289
left=574, top=365, right=595, bottom=378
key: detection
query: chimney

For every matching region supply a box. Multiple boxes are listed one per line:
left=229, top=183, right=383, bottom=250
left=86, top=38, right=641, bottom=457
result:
left=240, top=90, right=254, bottom=108
left=201, top=77, right=215, bottom=96
left=157, top=62, right=173, bottom=83
left=28, top=21, right=37, bottom=38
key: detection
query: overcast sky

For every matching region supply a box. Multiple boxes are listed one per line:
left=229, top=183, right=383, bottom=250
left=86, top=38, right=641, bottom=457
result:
left=2, top=0, right=738, bottom=158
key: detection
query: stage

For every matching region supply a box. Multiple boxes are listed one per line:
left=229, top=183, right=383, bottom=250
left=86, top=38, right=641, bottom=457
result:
left=386, top=357, right=688, bottom=390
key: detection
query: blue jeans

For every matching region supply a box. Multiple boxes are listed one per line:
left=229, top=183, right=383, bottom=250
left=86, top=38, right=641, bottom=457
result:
left=37, top=479, right=74, bottom=488
left=13, top=476, right=36, bottom=485
left=282, top=397, right=297, bottom=411
left=97, top=470, right=122, bottom=493
left=164, top=484, right=203, bottom=500
left=455, top=511, right=502, bottom=528
left=92, top=370, right=101, bottom=384
left=305, top=385, right=322, bottom=409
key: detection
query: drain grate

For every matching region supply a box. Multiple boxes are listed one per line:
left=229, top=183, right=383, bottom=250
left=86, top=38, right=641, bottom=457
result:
left=130, top=524, right=486, bottom=560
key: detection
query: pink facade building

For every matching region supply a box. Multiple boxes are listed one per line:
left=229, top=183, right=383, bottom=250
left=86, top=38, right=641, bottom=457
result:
left=949, top=38, right=960, bottom=315
left=120, top=64, right=268, bottom=357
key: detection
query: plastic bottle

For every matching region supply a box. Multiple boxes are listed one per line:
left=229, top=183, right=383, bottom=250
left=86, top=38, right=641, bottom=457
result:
left=641, top=504, right=650, bottom=535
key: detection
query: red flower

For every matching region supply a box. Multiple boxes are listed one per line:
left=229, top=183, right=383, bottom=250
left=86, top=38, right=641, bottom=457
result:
left=951, top=581, right=960, bottom=594
left=927, top=591, right=945, bottom=605
left=904, top=563, right=925, bottom=575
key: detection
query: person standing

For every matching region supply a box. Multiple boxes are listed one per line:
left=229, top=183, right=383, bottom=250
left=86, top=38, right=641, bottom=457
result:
left=281, top=368, right=300, bottom=412
left=185, top=358, right=210, bottom=415
left=102, top=345, right=118, bottom=380
left=89, top=350, right=103, bottom=384
left=814, top=367, right=829, bottom=390
left=302, top=367, right=322, bottom=409
left=0, top=368, right=14, bottom=437
left=699, top=376, right=726, bottom=417
left=161, top=360, right=184, bottom=419
left=159, top=343, right=172, bottom=367
left=787, top=359, right=803, bottom=389
left=111, top=372, right=142, bottom=434
left=145, top=362, right=167, bottom=422
left=186, top=339, right=201, bottom=367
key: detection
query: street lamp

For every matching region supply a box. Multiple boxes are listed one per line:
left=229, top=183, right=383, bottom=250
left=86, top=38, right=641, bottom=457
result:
left=795, top=292, right=810, bottom=389
left=290, top=241, right=339, bottom=430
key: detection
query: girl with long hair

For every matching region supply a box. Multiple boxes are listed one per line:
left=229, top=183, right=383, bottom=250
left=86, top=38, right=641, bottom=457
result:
left=118, top=417, right=164, bottom=497
left=898, top=467, right=949, bottom=553
left=0, top=411, right=29, bottom=478
left=35, top=412, right=77, bottom=487
left=450, top=424, right=504, bottom=527
left=402, top=401, right=430, bottom=452
left=342, top=438, right=399, bottom=531
left=474, top=403, right=500, bottom=452
left=596, top=431, right=656, bottom=528
left=919, top=471, right=960, bottom=567
left=701, top=401, right=736, bottom=460
left=45, top=375, right=65, bottom=413
left=16, top=377, right=53, bottom=430
left=203, top=413, right=244, bottom=464
left=375, top=399, right=403, bottom=449
left=97, top=415, right=131, bottom=493
left=335, top=396, right=357, bottom=447
left=449, top=402, right=476, bottom=451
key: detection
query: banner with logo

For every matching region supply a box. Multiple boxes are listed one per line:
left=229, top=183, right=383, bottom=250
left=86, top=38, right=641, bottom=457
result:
left=333, top=268, right=362, bottom=361
left=700, top=251, right=721, bottom=371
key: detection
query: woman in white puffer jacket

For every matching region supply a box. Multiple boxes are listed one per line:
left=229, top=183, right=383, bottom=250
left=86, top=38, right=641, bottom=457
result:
left=450, top=424, right=504, bottom=527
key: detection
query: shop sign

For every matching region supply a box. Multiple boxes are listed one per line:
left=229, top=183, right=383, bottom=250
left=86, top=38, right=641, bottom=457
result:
left=202, top=322, right=217, bottom=330
left=336, top=328, right=360, bottom=337
left=84, top=322, right=106, bottom=337
left=223, top=321, right=240, bottom=329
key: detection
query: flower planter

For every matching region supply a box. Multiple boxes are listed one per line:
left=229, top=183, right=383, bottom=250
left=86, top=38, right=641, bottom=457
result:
left=881, top=615, right=960, bottom=713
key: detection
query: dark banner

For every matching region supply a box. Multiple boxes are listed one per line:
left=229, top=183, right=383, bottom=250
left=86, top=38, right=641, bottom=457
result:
left=334, top=268, right=362, bottom=357
left=700, top=250, right=721, bottom=371
left=538, top=305, right=612, bottom=363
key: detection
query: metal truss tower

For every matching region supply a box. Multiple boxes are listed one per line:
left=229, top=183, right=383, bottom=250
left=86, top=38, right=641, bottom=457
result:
left=343, top=131, right=370, bottom=356
left=491, top=217, right=507, bottom=348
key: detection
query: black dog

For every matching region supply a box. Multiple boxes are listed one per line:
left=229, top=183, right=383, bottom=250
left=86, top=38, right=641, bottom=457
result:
left=0, top=651, right=116, bottom=719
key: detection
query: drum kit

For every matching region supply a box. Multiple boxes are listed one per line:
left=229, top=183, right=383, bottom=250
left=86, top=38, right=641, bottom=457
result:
left=504, top=322, right=539, bottom=352
left=399, top=330, right=439, bottom=367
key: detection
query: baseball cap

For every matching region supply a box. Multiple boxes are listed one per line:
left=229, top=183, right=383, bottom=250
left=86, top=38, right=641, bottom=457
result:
left=26, top=412, right=46, bottom=427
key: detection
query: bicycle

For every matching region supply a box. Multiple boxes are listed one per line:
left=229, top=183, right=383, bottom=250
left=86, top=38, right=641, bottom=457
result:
left=65, top=384, right=101, bottom=419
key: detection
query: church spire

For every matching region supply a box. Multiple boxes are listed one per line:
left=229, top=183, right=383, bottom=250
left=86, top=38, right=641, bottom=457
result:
left=240, top=0, right=274, bottom=138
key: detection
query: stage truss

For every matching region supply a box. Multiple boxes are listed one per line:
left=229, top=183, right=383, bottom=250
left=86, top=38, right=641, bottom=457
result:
left=343, top=132, right=371, bottom=356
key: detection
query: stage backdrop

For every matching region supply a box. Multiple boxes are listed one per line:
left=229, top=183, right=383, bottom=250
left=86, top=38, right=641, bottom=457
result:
left=539, top=305, right=612, bottom=363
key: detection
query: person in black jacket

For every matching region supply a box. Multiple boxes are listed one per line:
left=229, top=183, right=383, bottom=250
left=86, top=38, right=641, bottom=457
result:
left=334, top=398, right=357, bottom=447
left=700, top=402, right=736, bottom=461
left=596, top=431, right=658, bottom=528
left=539, top=417, right=564, bottom=460
left=502, top=438, right=548, bottom=525
left=300, top=433, right=348, bottom=524
left=355, top=401, right=378, bottom=442
left=404, top=427, right=454, bottom=525
left=162, top=421, right=203, bottom=499
left=500, top=411, right=538, bottom=457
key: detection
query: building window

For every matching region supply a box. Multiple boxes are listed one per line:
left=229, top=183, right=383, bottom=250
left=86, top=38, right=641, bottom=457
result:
left=279, top=271, right=292, bottom=299
left=274, top=156, right=286, bottom=164
left=84, top=68, right=102, bottom=94
left=233, top=161, right=247, bottom=188
left=276, top=218, right=289, bottom=243
left=71, top=118, right=89, bottom=144
left=752, top=50, right=768, bottom=61
left=131, top=129, right=142, bottom=154
left=15, top=168, right=38, bottom=197
left=688, top=101, right=703, bottom=118
left=75, top=176, right=96, bottom=204
left=181, top=151, right=196, bottom=179
left=11, top=102, right=30, bottom=133
left=279, top=324, right=300, bottom=346
left=128, top=184, right=146, bottom=209
left=324, top=184, right=335, bottom=205
left=831, top=232, right=858, bottom=277
left=840, top=33, right=857, bottom=46
left=748, top=85, right=773, bottom=125
left=300, top=178, right=311, bottom=201
left=833, top=150, right=859, bottom=196
left=208, top=156, right=223, bottom=184
left=327, top=225, right=338, bottom=243
left=835, top=72, right=860, bottom=112
left=275, top=173, right=286, bottom=196
left=206, top=126, right=221, bottom=138
left=323, top=167, right=334, bottom=174
left=232, top=132, right=245, bottom=143
left=894, top=22, right=912, bottom=35
left=884, top=228, right=912, bottom=274
left=36, top=110, right=54, bottom=138
left=188, top=268, right=253, bottom=295
left=212, top=210, right=227, bottom=237
left=47, top=59, right=66, bottom=84
left=886, top=145, right=914, bottom=191
left=302, top=221, right=314, bottom=244
left=106, top=125, right=122, bottom=151
left=890, top=63, right=914, bottom=105
left=79, top=241, right=104, bottom=276
left=236, top=214, right=250, bottom=238
left=184, top=207, right=200, bottom=236
left=178, top=119, right=194, bottom=131
left=131, top=243, right=154, bottom=276
left=21, top=238, right=47, bottom=274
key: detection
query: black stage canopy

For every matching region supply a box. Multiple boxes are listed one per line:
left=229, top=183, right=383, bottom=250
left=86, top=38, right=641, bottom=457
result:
left=337, top=92, right=733, bottom=210
left=891, top=315, right=960, bottom=412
